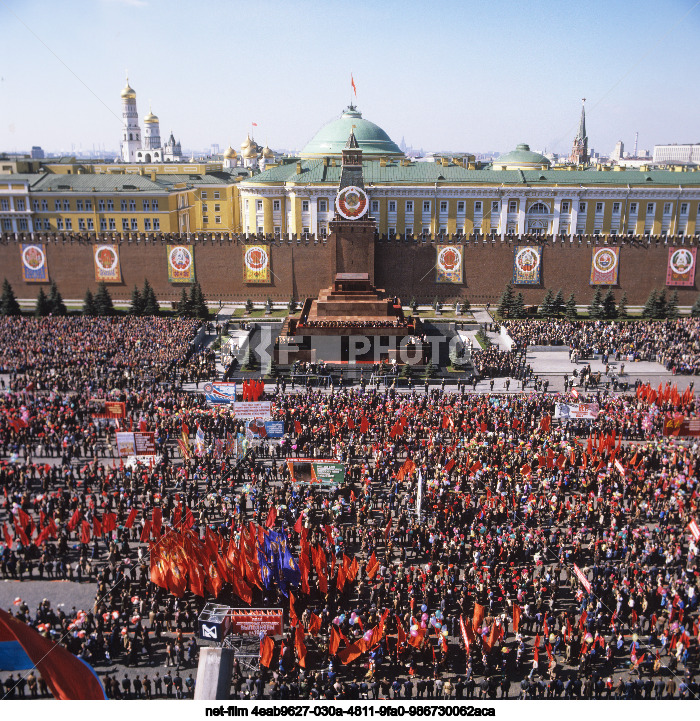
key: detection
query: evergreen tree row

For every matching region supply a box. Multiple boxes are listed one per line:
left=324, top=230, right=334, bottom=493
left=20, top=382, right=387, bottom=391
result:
left=177, top=281, right=209, bottom=319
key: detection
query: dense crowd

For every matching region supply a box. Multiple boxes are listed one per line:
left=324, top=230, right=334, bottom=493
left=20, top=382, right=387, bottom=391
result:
left=503, top=318, right=700, bottom=374
left=1, top=315, right=700, bottom=702
left=471, top=348, right=527, bottom=379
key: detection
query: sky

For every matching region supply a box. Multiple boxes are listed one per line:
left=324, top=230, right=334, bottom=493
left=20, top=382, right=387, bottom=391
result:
left=1, top=0, right=699, bottom=157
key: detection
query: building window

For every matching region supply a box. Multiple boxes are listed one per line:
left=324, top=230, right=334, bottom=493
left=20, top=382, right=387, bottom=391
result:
left=2, top=219, right=11, bottom=231
left=57, top=218, right=64, bottom=230
left=18, top=218, right=28, bottom=231
left=121, top=200, right=128, bottom=211
left=214, top=192, right=220, bottom=200
left=202, top=204, right=208, bottom=213
left=406, top=201, right=414, bottom=213
left=143, top=199, right=150, bottom=211
left=423, top=201, right=431, bottom=213
left=389, top=227, right=396, bottom=236
left=144, top=218, right=151, bottom=231
left=1, top=199, right=9, bottom=211
left=62, top=200, right=69, bottom=211
left=371, top=201, right=379, bottom=213
left=509, top=201, right=517, bottom=213
left=98, top=199, right=105, bottom=211
left=561, top=201, right=570, bottom=212
left=595, top=202, right=603, bottom=213
left=440, top=201, right=448, bottom=213
left=201, top=192, right=208, bottom=199
left=100, top=218, right=107, bottom=231
left=153, top=218, right=160, bottom=230
left=475, top=201, right=482, bottom=212
left=302, top=226, right=309, bottom=234
left=43, top=219, right=50, bottom=230
left=301, top=200, right=309, bottom=212
left=439, top=226, right=447, bottom=235
left=41, top=200, right=48, bottom=211
left=647, top=203, right=654, bottom=214
left=85, top=200, right=92, bottom=211
left=422, top=225, right=430, bottom=234
left=457, top=201, right=465, bottom=213
left=388, top=201, right=396, bottom=212
left=109, top=218, right=116, bottom=230
left=491, top=201, right=499, bottom=212
left=87, top=218, right=94, bottom=231
left=54, top=200, right=61, bottom=211
left=129, top=200, right=136, bottom=211
left=579, top=202, right=586, bottom=213
left=256, top=200, right=263, bottom=211
left=405, top=226, right=412, bottom=236
left=630, top=202, right=637, bottom=213
left=244, top=200, right=249, bottom=213
left=131, top=218, right=137, bottom=230
left=107, top=199, right=114, bottom=211
left=65, top=219, right=72, bottom=230
left=613, top=202, right=620, bottom=213
left=203, top=216, right=208, bottom=223
left=320, top=225, right=328, bottom=238
left=664, top=203, right=672, bottom=215
left=152, top=200, right=158, bottom=211
left=319, top=199, right=328, bottom=212
left=214, top=204, right=220, bottom=212
left=122, top=218, right=129, bottom=231
left=215, top=216, right=221, bottom=224
left=680, top=203, right=688, bottom=215
left=76, top=200, right=83, bottom=211
left=274, top=226, right=281, bottom=234
left=273, top=200, right=281, bottom=211
left=32, top=200, right=40, bottom=211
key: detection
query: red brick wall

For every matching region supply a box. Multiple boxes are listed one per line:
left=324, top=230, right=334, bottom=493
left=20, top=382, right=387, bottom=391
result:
left=1, top=234, right=698, bottom=307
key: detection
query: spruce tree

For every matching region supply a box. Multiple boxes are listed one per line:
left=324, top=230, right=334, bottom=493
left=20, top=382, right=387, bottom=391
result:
left=178, top=287, right=191, bottom=317
left=539, top=289, right=555, bottom=317
left=655, top=289, right=667, bottom=319
left=512, top=292, right=526, bottom=319
left=691, top=295, right=700, bottom=318
left=82, top=289, right=97, bottom=316
left=94, top=282, right=114, bottom=316
left=617, top=292, right=628, bottom=319
left=48, top=281, right=67, bottom=316
left=0, top=279, right=21, bottom=316
left=666, top=290, right=679, bottom=319
left=498, top=284, right=514, bottom=317
left=191, top=281, right=208, bottom=319
left=642, top=289, right=658, bottom=319
left=142, top=279, right=159, bottom=316
left=602, top=288, right=617, bottom=319
left=565, top=292, right=578, bottom=319
left=588, top=288, right=603, bottom=319
left=553, top=289, right=565, bottom=317
left=288, top=297, right=298, bottom=314
left=129, top=286, right=144, bottom=315
left=460, top=297, right=471, bottom=313
left=35, top=287, right=51, bottom=317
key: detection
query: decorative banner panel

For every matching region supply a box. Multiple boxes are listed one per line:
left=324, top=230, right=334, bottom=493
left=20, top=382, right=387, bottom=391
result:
left=167, top=244, right=195, bottom=283
left=93, top=245, right=121, bottom=283
left=512, top=246, right=541, bottom=285
left=335, top=186, right=369, bottom=220
left=436, top=245, right=463, bottom=283
left=243, top=244, right=270, bottom=283
left=666, top=247, right=696, bottom=286
left=20, top=244, right=49, bottom=282
left=590, top=247, right=620, bottom=285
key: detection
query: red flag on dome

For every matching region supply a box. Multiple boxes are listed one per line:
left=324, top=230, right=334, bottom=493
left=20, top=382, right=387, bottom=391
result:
left=351, top=74, right=357, bottom=97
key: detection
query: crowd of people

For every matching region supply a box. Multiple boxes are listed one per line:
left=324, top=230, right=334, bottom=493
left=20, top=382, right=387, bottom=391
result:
left=0, top=314, right=699, bottom=702
left=503, top=318, right=700, bottom=374
left=297, top=319, right=413, bottom=329
left=471, top=348, right=527, bottom=379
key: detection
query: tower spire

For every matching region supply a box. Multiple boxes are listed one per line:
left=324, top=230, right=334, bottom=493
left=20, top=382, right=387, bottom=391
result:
left=570, top=98, right=589, bottom=166
left=577, top=98, right=586, bottom=142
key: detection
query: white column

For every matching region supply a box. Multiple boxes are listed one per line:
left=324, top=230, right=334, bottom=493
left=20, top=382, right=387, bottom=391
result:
left=570, top=199, right=579, bottom=239
left=517, top=197, right=526, bottom=235
left=552, top=197, right=561, bottom=236
left=310, top=196, right=318, bottom=238
left=499, top=199, right=508, bottom=239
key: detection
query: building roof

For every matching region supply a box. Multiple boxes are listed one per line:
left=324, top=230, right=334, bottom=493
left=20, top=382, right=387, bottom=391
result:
left=301, top=106, right=403, bottom=159
left=492, top=144, right=550, bottom=170
left=31, top=173, right=169, bottom=193
left=242, top=159, right=700, bottom=188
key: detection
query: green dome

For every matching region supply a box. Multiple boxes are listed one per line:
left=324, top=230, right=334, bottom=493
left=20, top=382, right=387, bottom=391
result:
left=301, top=106, right=403, bottom=159
left=493, top=143, right=550, bottom=170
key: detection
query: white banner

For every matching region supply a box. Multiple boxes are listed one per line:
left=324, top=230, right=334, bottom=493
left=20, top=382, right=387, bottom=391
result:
left=416, top=469, right=423, bottom=522
left=232, top=401, right=272, bottom=420
left=115, top=432, right=136, bottom=457
left=573, top=563, right=592, bottom=594
left=554, top=402, right=600, bottom=420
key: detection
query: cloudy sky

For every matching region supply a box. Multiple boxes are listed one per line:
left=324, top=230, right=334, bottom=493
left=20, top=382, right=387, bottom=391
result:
left=1, top=0, right=699, bottom=157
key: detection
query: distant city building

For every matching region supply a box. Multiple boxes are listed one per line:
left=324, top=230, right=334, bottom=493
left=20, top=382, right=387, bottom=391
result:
left=570, top=100, right=589, bottom=165
left=612, top=140, right=624, bottom=162
left=653, top=143, right=700, bottom=165
left=30, top=146, right=44, bottom=159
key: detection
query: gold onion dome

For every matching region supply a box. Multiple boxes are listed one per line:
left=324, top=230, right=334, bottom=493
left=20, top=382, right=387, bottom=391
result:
left=144, top=108, right=159, bottom=124
left=242, top=144, right=259, bottom=159
left=241, top=134, right=253, bottom=150
left=121, top=80, right=136, bottom=100
left=262, top=145, right=274, bottom=159
left=224, top=146, right=237, bottom=159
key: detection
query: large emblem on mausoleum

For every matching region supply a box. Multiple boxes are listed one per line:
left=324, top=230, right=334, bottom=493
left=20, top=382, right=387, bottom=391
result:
left=336, top=186, right=369, bottom=220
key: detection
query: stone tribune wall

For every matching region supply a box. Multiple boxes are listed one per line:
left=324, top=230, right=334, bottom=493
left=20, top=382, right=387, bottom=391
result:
left=1, top=234, right=698, bottom=307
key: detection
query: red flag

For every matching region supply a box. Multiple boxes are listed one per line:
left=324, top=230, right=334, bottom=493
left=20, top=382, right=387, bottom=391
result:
left=289, top=592, right=299, bottom=626
left=2, top=522, right=12, bottom=549
left=295, top=624, right=307, bottom=668
left=294, top=514, right=303, bottom=534
left=139, top=520, right=152, bottom=543
left=330, top=626, right=341, bottom=656
left=260, top=635, right=274, bottom=668
left=125, top=508, right=137, bottom=529
left=232, top=573, right=252, bottom=605
left=338, top=638, right=367, bottom=664
left=360, top=416, right=369, bottom=433
left=150, top=544, right=169, bottom=590
left=366, top=551, right=379, bottom=580
left=351, top=74, right=357, bottom=97
left=92, top=515, right=102, bottom=538
left=102, top=512, right=117, bottom=534
left=294, top=420, right=302, bottom=434
left=383, top=516, right=392, bottom=540
left=512, top=604, right=521, bottom=633
left=0, top=608, right=107, bottom=699
left=265, top=505, right=277, bottom=528
left=472, top=603, right=485, bottom=633
left=80, top=520, right=91, bottom=545
left=151, top=507, right=163, bottom=537
left=308, top=613, right=322, bottom=637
